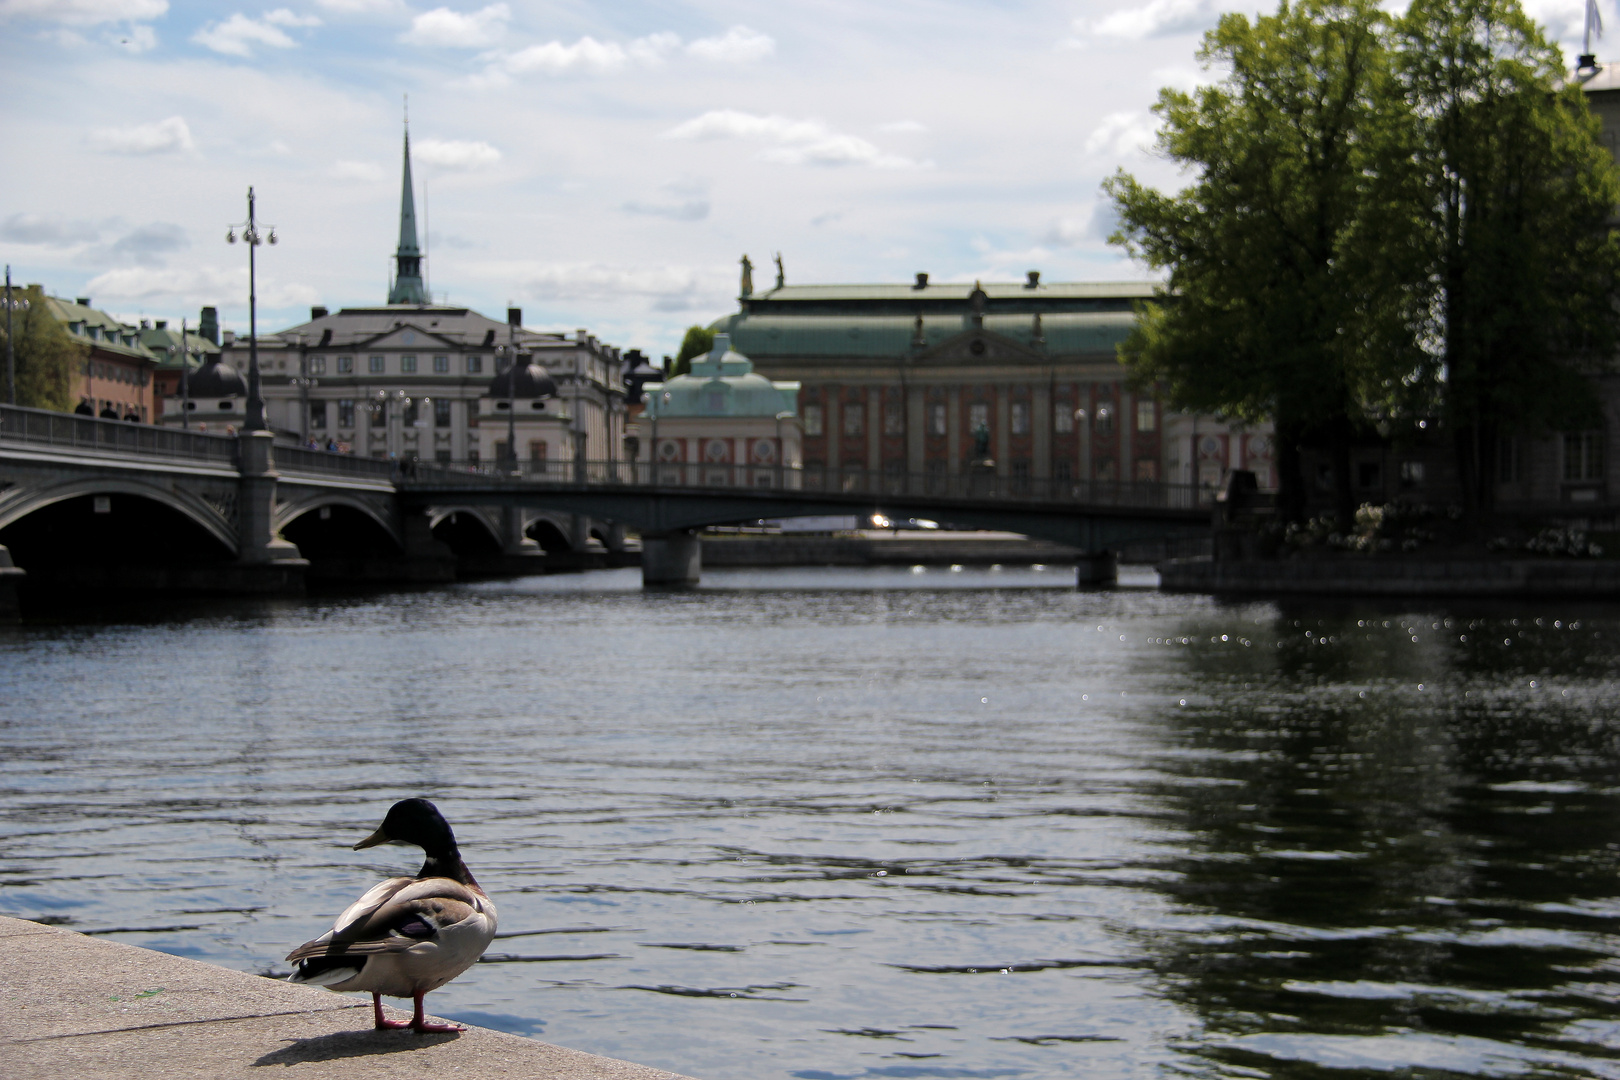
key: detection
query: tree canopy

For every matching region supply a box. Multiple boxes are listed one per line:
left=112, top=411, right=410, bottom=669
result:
left=1106, top=0, right=1620, bottom=521
left=670, top=325, right=715, bottom=378
left=0, top=287, right=80, bottom=412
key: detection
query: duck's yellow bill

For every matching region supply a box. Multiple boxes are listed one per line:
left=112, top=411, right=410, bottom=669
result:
left=353, top=827, right=389, bottom=850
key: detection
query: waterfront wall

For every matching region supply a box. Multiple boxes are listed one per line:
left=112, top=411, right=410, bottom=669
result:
left=1160, top=557, right=1620, bottom=597
left=700, top=534, right=1082, bottom=567
left=0, top=914, right=695, bottom=1080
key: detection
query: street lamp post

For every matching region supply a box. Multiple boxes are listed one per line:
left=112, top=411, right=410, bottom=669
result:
left=225, top=187, right=276, bottom=432
left=179, top=317, right=192, bottom=430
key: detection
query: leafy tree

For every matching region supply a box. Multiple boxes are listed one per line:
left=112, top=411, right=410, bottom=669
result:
left=670, top=325, right=714, bottom=378
left=0, top=286, right=80, bottom=411
left=1104, top=0, right=1401, bottom=523
left=1390, top=0, right=1620, bottom=517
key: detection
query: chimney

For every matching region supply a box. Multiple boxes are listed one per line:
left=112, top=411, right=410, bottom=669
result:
left=199, top=306, right=220, bottom=345
left=507, top=307, right=522, bottom=326
left=155, top=320, right=167, bottom=329
left=222, top=329, right=236, bottom=346
left=140, top=318, right=151, bottom=329
left=914, top=272, right=929, bottom=289
left=76, top=297, right=91, bottom=308
left=1026, top=270, right=1041, bottom=288
left=311, top=305, right=329, bottom=320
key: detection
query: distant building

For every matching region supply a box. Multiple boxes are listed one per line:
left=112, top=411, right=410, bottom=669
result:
left=138, top=308, right=219, bottom=425
left=710, top=268, right=1272, bottom=493
left=638, top=333, right=802, bottom=487
left=212, top=125, right=627, bottom=463
left=39, top=294, right=158, bottom=421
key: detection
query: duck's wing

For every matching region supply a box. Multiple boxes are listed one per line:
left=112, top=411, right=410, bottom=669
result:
left=286, top=877, right=491, bottom=964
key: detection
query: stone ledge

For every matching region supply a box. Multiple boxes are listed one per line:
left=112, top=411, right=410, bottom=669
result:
left=0, top=915, right=698, bottom=1080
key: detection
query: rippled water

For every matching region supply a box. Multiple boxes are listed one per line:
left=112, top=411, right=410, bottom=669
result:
left=3, top=566, right=1619, bottom=1080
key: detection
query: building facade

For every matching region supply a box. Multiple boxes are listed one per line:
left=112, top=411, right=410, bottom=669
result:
left=638, top=333, right=803, bottom=487
left=206, top=126, right=628, bottom=463
left=710, top=271, right=1272, bottom=493
left=40, top=294, right=159, bottom=420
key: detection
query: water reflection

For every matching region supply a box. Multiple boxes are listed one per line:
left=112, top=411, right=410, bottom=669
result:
left=1140, top=604, right=1620, bottom=1080
left=1, top=575, right=1618, bottom=1080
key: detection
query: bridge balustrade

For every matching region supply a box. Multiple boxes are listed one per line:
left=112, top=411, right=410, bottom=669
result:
left=0, top=403, right=238, bottom=465
left=401, top=458, right=1218, bottom=509
left=273, top=445, right=398, bottom=481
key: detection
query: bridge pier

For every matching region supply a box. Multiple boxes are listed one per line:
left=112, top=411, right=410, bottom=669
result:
left=239, top=432, right=306, bottom=579
left=642, top=530, right=701, bottom=587
left=1076, top=551, right=1117, bottom=587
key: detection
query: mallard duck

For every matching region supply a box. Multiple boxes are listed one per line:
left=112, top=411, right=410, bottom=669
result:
left=286, top=798, right=497, bottom=1033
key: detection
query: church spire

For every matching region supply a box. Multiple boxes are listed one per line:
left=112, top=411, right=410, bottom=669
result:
left=388, top=100, right=427, bottom=306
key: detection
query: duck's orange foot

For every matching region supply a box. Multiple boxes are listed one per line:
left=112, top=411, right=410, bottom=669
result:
left=372, top=993, right=411, bottom=1029
left=409, top=992, right=463, bottom=1034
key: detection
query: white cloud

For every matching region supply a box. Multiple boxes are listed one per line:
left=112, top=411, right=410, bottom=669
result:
left=877, top=120, right=926, bottom=133
left=622, top=179, right=709, bottom=222
left=685, top=25, right=774, bottom=63
left=414, top=137, right=501, bottom=169
left=84, top=264, right=317, bottom=309
left=664, top=110, right=924, bottom=168
left=1080, top=0, right=1228, bottom=41
left=519, top=263, right=726, bottom=312
left=0, top=212, right=103, bottom=246
left=401, top=3, right=507, bottom=48
left=331, top=160, right=383, bottom=181
left=1046, top=203, right=1121, bottom=248
left=504, top=35, right=639, bottom=74
left=314, top=0, right=401, bottom=11
left=88, top=115, right=194, bottom=154
left=1085, top=111, right=1157, bottom=157
left=0, top=0, right=167, bottom=25
left=192, top=13, right=299, bottom=56
left=264, top=7, right=321, bottom=27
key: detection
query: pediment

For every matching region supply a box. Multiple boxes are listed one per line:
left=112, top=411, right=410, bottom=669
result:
left=361, top=325, right=457, bottom=351
left=913, top=328, right=1043, bottom=366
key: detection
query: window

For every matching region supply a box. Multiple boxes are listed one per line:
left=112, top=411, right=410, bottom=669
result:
left=1498, top=437, right=1521, bottom=483
left=529, top=440, right=547, bottom=464
left=1134, top=459, right=1159, bottom=482
left=1054, top=402, right=1074, bottom=434
left=433, top=355, right=449, bottom=374
left=337, top=355, right=353, bottom=374
left=883, top=402, right=903, bottom=436
left=1095, top=405, right=1115, bottom=437
left=310, top=401, right=327, bottom=428
left=369, top=355, right=385, bottom=374
left=803, top=404, right=823, bottom=436
left=929, top=403, right=947, bottom=436
left=310, top=356, right=326, bottom=375
left=436, top=449, right=452, bottom=464
left=435, top=398, right=452, bottom=427
left=404, top=399, right=419, bottom=425
left=401, top=355, right=417, bottom=374
left=1010, top=401, right=1029, bottom=435
left=968, top=402, right=989, bottom=431
left=466, top=355, right=483, bottom=374
left=1565, top=432, right=1604, bottom=481
left=1136, top=400, right=1157, bottom=432
left=843, top=403, right=863, bottom=437
left=337, top=398, right=355, bottom=427
left=1055, top=460, right=1073, bottom=481
left=1400, top=461, right=1424, bottom=486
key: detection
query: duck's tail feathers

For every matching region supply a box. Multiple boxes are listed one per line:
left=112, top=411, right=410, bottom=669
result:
left=288, top=957, right=364, bottom=987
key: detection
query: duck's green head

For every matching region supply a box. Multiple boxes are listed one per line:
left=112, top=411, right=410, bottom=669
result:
left=354, top=798, right=456, bottom=856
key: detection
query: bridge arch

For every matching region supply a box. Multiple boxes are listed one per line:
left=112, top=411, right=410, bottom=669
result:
left=0, top=476, right=238, bottom=556
left=274, top=492, right=401, bottom=548
left=428, top=506, right=502, bottom=558
left=524, top=512, right=574, bottom=552
left=278, top=496, right=403, bottom=563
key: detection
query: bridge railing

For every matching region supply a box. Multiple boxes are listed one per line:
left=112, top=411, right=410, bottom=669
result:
left=0, top=403, right=238, bottom=465
left=273, top=445, right=398, bottom=481
left=402, top=458, right=1217, bottom=509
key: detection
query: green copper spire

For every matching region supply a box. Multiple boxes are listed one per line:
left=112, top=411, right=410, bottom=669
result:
left=388, top=119, right=427, bottom=305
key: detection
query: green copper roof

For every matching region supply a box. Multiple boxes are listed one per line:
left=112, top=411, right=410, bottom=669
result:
left=387, top=128, right=427, bottom=306
left=712, top=311, right=1137, bottom=360
left=43, top=296, right=158, bottom=363
left=643, top=333, right=799, bottom=419
left=139, top=323, right=218, bottom=371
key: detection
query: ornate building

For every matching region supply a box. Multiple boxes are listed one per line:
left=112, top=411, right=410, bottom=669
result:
left=207, top=126, right=627, bottom=466
left=710, top=269, right=1273, bottom=492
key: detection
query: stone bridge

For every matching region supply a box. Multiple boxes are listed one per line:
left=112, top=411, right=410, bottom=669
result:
left=0, top=404, right=1209, bottom=609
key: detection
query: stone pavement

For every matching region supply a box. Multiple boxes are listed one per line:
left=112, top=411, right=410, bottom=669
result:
left=0, top=915, right=698, bottom=1079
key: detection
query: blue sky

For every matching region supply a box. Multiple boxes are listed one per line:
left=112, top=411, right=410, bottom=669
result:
left=0, top=0, right=1605, bottom=358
